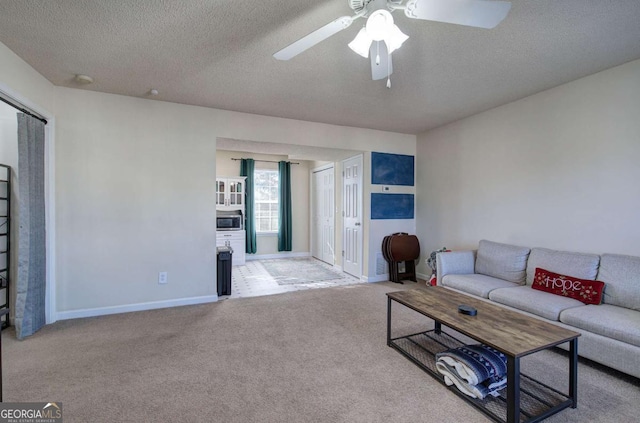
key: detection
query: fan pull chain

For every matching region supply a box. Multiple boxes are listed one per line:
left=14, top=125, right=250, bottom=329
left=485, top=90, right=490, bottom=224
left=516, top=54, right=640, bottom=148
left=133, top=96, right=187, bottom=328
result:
left=386, top=51, right=391, bottom=89
left=375, top=41, right=380, bottom=66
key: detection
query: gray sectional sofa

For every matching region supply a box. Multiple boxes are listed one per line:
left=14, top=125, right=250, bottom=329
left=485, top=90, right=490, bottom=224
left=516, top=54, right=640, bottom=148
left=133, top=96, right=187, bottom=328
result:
left=436, top=240, right=640, bottom=379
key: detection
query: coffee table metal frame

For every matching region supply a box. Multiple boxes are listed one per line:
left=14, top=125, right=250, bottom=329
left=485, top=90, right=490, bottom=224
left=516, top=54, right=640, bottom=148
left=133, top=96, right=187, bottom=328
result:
left=387, top=291, right=578, bottom=423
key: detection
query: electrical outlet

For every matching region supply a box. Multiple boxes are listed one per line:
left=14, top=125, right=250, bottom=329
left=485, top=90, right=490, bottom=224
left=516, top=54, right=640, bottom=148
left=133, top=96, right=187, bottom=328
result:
left=158, top=271, right=168, bottom=284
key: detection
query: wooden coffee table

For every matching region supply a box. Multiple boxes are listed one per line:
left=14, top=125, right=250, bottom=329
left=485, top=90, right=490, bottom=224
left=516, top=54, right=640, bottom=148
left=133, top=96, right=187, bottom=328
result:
left=387, top=287, right=580, bottom=423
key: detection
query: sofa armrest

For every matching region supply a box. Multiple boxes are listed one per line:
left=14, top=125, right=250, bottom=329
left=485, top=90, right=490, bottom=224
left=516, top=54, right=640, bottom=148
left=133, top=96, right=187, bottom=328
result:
left=436, top=251, right=476, bottom=286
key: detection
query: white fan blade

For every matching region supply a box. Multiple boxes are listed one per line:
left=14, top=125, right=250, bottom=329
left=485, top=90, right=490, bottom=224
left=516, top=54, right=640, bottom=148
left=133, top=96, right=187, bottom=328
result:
left=370, top=42, right=392, bottom=81
left=405, top=0, right=511, bottom=29
left=274, top=16, right=354, bottom=60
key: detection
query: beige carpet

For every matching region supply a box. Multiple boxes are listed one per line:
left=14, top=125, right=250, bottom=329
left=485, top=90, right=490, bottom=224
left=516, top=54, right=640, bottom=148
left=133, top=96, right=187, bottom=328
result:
left=3, top=282, right=638, bottom=422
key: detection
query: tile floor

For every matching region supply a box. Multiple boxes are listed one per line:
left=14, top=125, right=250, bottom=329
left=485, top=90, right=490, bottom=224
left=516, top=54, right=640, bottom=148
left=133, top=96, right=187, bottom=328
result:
left=224, top=257, right=362, bottom=299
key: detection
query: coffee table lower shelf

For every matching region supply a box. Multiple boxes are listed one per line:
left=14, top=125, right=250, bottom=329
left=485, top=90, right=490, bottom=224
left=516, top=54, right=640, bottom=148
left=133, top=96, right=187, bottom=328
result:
left=389, top=330, right=572, bottom=423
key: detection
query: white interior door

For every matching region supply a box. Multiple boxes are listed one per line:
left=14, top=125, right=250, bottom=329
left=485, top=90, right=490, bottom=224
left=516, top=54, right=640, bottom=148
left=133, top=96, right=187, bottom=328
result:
left=311, top=171, right=322, bottom=260
left=342, top=155, right=363, bottom=279
left=311, top=166, right=335, bottom=264
left=321, top=168, right=334, bottom=264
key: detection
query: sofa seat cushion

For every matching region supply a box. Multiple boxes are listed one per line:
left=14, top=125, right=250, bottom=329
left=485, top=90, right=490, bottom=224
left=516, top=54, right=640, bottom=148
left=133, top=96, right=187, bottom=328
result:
left=560, top=305, right=640, bottom=347
left=525, top=248, right=600, bottom=285
left=441, top=274, right=519, bottom=299
left=489, top=286, right=585, bottom=321
left=475, top=240, right=530, bottom=284
left=597, top=254, right=640, bottom=311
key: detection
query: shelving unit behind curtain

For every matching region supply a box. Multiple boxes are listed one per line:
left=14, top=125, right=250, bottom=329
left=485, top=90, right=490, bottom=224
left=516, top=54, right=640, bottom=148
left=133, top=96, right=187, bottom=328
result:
left=0, top=164, right=10, bottom=329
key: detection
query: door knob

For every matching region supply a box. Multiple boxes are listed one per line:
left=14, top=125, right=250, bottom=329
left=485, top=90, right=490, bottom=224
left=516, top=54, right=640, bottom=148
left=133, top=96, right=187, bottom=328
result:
left=355, top=222, right=361, bottom=226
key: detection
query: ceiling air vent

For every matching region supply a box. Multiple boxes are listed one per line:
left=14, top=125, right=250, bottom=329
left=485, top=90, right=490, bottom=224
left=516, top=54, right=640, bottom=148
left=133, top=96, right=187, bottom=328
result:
left=376, top=252, right=388, bottom=276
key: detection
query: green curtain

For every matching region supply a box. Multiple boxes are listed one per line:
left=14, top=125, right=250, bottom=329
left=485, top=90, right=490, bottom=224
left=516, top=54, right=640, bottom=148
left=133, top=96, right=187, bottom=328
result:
left=240, top=159, right=257, bottom=254
left=278, top=161, right=292, bottom=251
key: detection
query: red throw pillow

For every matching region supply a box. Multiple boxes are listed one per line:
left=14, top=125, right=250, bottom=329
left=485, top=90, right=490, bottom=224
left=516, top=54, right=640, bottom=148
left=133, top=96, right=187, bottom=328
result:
left=532, top=268, right=605, bottom=305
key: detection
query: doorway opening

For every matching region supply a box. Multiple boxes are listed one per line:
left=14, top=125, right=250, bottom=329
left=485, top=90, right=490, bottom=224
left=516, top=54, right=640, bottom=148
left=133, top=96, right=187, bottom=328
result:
left=0, top=90, right=54, bottom=336
left=216, top=138, right=364, bottom=300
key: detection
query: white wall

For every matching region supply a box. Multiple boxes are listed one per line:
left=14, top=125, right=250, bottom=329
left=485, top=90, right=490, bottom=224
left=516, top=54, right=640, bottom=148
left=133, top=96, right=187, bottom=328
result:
left=54, top=88, right=220, bottom=313
left=1, top=39, right=417, bottom=317
left=416, top=59, right=640, bottom=276
left=0, top=42, right=55, bottom=115
left=364, top=152, right=417, bottom=281
left=0, top=102, right=18, bottom=166
left=53, top=87, right=415, bottom=314
left=216, top=149, right=310, bottom=256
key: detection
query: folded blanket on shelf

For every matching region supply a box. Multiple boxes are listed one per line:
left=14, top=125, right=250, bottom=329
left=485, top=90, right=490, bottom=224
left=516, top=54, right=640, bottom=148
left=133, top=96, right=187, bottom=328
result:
left=436, top=360, right=507, bottom=399
left=436, top=344, right=507, bottom=385
left=435, top=344, right=508, bottom=399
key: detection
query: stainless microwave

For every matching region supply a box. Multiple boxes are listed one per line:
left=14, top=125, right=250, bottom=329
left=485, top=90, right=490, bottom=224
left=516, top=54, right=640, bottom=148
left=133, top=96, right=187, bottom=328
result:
left=216, top=211, right=243, bottom=231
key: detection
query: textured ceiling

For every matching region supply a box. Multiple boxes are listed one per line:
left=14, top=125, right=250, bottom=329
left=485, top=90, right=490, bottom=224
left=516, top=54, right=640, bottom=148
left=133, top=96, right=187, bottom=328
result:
left=1, top=0, right=639, bottom=134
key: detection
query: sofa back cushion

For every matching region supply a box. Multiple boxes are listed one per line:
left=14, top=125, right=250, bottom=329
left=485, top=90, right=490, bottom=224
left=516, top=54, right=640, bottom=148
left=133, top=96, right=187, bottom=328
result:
left=597, top=254, right=640, bottom=311
left=475, top=240, right=530, bottom=284
left=525, top=248, right=600, bottom=285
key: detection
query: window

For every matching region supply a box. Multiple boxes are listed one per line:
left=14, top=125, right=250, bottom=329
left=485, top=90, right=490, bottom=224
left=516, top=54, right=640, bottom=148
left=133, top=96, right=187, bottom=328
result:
left=254, top=169, right=279, bottom=233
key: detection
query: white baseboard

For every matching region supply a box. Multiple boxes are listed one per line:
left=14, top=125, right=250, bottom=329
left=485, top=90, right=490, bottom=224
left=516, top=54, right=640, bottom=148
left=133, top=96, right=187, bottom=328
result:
left=333, top=264, right=342, bottom=272
left=246, top=251, right=311, bottom=261
left=55, top=295, right=219, bottom=321
left=416, top=272, right=430, bottom=281
left=362, top=274, right=390, bottom=283
left=364, top=273, right=431, bottom=284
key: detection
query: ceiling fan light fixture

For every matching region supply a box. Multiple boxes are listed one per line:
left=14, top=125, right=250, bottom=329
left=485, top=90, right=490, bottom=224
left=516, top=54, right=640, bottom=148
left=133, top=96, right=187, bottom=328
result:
left=348, top=27, right=372, bottom=58
left=384, top=24, right=409, bottom=54
left=275, top=0, right=513, bottom=85
left=350, top=9, right=407, bottom=59
left=366, top=9, right=394, bottom=41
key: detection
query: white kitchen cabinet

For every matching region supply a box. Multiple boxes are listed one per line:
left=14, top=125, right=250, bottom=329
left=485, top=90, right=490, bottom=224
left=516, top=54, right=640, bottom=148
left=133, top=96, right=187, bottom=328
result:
left=216, top=230, right=246, bottom=265
left=216, top=177, right=246, bottom=210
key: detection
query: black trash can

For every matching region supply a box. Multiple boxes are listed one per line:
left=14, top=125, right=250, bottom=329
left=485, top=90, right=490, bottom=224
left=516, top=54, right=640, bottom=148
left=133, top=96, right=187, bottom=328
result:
left=216, top=246, right=233, bottom=296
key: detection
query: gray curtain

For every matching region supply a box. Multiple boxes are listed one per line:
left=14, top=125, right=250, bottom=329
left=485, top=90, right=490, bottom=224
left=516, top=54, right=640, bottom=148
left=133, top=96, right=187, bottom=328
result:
left=15, top=113, right=46, bottom=339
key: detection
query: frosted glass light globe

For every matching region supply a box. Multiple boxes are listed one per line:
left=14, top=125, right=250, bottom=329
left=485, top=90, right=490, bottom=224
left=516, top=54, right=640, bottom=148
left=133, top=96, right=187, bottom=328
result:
left=366, top=10, right=394, bottom=41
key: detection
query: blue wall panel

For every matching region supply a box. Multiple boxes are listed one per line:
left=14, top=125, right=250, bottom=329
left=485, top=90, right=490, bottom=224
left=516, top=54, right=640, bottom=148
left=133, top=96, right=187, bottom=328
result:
left=371, top=152, right=415, bottom=186
left=371, top=193, right=414, bottom=220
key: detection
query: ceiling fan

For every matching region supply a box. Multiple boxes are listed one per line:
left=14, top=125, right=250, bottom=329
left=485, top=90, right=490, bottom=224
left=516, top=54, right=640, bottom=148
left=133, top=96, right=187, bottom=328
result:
left=274, top=0, right=511, bottom=87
